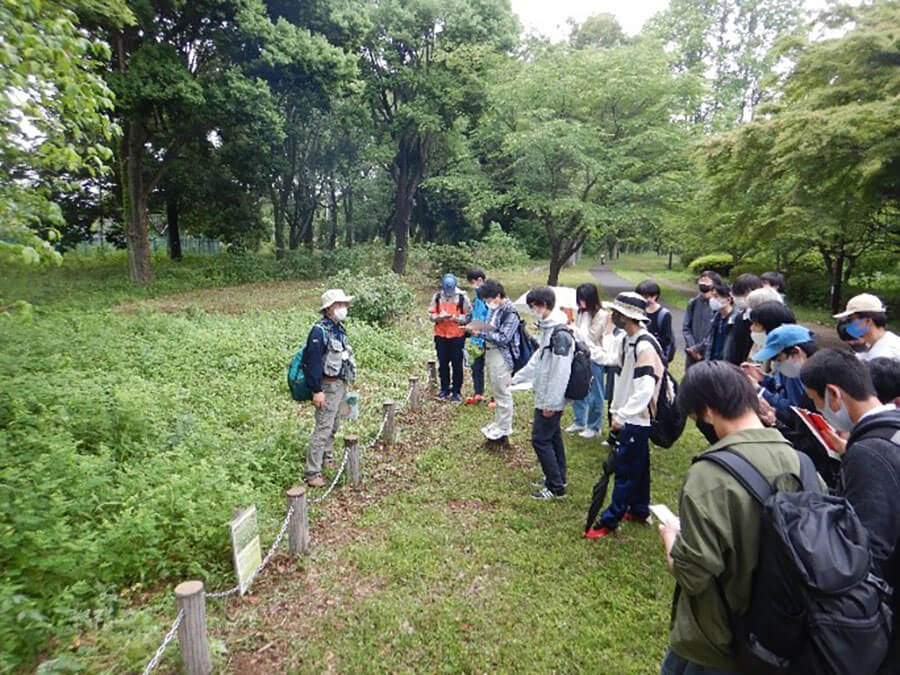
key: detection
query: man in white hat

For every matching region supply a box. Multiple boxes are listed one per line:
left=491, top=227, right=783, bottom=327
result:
left=833, top=293, right=900, bottom=362
left=585, top=292, right=665, bottom=539
left=303, top=289, right=356, bottom=487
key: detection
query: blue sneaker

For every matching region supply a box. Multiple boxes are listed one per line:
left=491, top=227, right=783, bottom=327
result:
left=435, top=391, right=450, bottom=401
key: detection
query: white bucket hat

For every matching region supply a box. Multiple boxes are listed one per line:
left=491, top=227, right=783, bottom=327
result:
left=602, top=291, right=649, bottom=323
left=833, top=293, right=886, bottom=319
left=320, top=288, right=354, bottom=311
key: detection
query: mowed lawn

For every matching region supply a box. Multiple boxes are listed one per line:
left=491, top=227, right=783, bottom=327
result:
left=2, top=257, right=703, bottom=673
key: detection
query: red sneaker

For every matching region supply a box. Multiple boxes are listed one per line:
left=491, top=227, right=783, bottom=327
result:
left=465, top=394, right=485, bottom=405
left=583, top=526, right=614, bottom=540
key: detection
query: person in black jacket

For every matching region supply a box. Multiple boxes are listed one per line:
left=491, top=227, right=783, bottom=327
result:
left=725, top=273, right=763, bottom=365
left=636, top=280, right=676, bottom=363
left=801, top=349, right=900, bottom=674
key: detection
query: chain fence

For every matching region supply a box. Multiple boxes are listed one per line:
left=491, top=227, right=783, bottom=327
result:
left=140, top=379, right=416, bottom=673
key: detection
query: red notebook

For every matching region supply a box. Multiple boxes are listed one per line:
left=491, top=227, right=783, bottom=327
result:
left=791, top=407, right=842, bottom=460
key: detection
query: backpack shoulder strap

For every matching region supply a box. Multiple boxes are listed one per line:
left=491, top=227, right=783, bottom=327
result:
left=458, top=292, right=465, bottom=313
left=634, top=332, right=667, bottom=367
left=433, top=292, right=441, bottom=308
left=694, top=448, right=774, bottom=505
left=796, top=451, right=821, bottom=493
left=851, top=414, right=900, bottom=446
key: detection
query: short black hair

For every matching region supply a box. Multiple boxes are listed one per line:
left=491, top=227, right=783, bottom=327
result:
left=477, top=278, right=506, bottom=300
left=732, top=273, right=763, bottom=296
left=576, top=282, right=600, bottom=314
left=636, top=280, right=661, bottom=299
left=760, top=271, right=785, bottom=293
left=855, top=311, right=888, bottom=328
left=799, top=348, right=877, bottom=401
left=867, top=357, right=900, bottom=404
left=750, top=301, right=796, bottom=333
left=698, top=271, right=723, bottom=285
left=677, top=361, right=761, bottom=421
left=783, top=341, right=818, bottom=358
left=466, top=267, right=486, bottom=282
left=526, top=285, right=555, bottom=310
left=711, top=283, right=731, bottom=298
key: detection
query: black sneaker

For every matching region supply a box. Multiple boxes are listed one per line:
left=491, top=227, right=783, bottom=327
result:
left=435, top=391, right=450, bottom=401
left=450, top=393, right=463, bottom=404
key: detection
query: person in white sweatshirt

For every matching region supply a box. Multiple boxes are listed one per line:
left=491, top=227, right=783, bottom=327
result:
left=585, top=292, right=665, bottom=539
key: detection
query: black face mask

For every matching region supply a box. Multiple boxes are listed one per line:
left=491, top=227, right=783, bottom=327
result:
left=612, top=313, right=626, bottom=330
left=698, top=283, right=712, bottom=293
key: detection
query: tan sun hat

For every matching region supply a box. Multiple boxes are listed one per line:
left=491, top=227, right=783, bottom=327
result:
left=320, top=288, right=354, bottom=311
left=601, top=291, right=649, bottom=323
left=833, top=293, right=886, bottom=319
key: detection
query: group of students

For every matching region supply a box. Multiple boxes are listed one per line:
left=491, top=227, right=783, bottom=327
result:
left=297, top=269, right=899, bottom=674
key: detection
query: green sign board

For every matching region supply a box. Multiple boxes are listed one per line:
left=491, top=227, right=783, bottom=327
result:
left=230, top=505, right=262, bottom=595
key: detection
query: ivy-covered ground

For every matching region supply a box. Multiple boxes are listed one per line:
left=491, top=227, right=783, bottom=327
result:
left=2, top=255, right=707, bottom=673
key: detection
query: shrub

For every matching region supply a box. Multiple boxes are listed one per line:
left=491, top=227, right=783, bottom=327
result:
left=330, top=269, right=415, bottom=326
left=688, top=253, right=735, bottom=277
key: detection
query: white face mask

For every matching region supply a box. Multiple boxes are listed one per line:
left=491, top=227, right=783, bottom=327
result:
left=709, top=298, right=724, bottom=312
left=333, top=307, right=348, bottom=322
left=733, top=295, right=748, bottom=311
left=530, top=307, right=544, bottom=321
left=751, top=330, right=767, bottom=347
left=488, top=300, right=501, bottom=310
left=822, top=388, right=853, bottom=432
left=777, top=356, right=802, bottom=379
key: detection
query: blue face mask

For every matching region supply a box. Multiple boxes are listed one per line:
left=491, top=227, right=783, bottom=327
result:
left=845, top=319, right=869, bottom=339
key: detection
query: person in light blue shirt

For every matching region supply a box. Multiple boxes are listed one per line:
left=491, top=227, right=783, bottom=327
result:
left=465, top=268, right=490, bottom=404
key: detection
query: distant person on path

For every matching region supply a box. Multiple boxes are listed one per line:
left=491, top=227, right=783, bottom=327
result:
left=760, top=271, right=786, bottom=299
left=637, top=280, right=676, bottom=363
left=465, top=267, right=489, bottom=405
left=658, top=361, right=807, bottom=675
left=304, top=289, right=356, bottom=487
left=566, top=282, right=611, bottom=439
left=510, top=286, right=574, bottom=500
left=429, top=273, right=472, bottom=403
left=683, top=271, right=722, bottom=368
left=800, top=349, right=900, bottom=672
left=468, top=279, right=519, bottom=441
left=585, top=292, right=664, bottom=539
left=833, top=293, right=900, bottom=362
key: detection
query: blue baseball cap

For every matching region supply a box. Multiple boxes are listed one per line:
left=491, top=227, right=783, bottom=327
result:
left=442, top=273, right=457, bottom=294
left=754, top=324, right=814, bottom=362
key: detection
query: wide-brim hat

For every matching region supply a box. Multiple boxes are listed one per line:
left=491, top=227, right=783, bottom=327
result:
left=833, top=293, right=886, bottom=319
left=754, top=324, right=813, bottom=362
left=602, top=292, right=649, bottom=323
left=320, top=288, right=354, bottom=310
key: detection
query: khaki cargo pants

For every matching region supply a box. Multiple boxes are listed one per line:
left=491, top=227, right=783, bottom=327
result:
left=306, top=379, right=346, bottom=478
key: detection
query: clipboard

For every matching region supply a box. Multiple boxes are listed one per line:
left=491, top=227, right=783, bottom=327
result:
left=791, top=406, right=842, bottom=460
left=466, top=319, right=493, bottom=332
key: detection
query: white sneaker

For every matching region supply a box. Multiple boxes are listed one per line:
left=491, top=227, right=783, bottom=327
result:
left=565, top=424, right=585, bottom=434
left=579, top=428, right=598, bottom=439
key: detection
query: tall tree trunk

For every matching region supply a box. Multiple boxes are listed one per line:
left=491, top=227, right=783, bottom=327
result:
left=271, top=187, right=286, bottom=259
left=392, top=178, right=411, bottom=274
left=343, top=185, right=354, bottom=247
left=328, top=180, right=338, bottom=249
left=166, top=194, right=182, bottom=261
left=124, top=122, right=153, bottom=282
left=390, top=132, right=431, bottom=275
left=547, top=238, right=563, bottom=286
left=667, top=250, right=673, bottom=270
left=830, top=249, right=845, bottom=315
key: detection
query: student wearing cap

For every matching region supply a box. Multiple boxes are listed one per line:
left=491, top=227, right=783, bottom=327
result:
left=585, top=292, right=665, bottom=539
left=304, top=289, right=356, bottom=487
left=833, top=293, right=900, bottom=362
left=746, top=324, right=818, bottom=414
left=429, top=273, right=473, bottom=403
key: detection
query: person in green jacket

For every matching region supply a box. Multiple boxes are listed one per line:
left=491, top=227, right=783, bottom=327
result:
left=657, top=361, right=807, bottom=674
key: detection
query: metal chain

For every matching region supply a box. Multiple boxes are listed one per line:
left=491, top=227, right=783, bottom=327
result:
left=206, top=584, right=240, bottom=600
left=311, top=447, right=349, bottom=504
left=142, top=609, right=183, bottom=675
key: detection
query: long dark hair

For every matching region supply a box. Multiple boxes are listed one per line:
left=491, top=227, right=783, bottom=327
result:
left=576, top=283, right=601, bottom=316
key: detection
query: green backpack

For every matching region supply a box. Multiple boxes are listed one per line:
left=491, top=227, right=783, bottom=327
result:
left=287, top=324, right=327, bottom=401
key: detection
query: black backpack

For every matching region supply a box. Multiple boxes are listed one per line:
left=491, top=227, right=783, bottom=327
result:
left=546, top=326, right=592, bottom=401
left=512, top=315, right=538, bottom=374
left=433, top=291, right=465, bottom=315
left=696, top=449, right=894, bottom=675
left=631, top=334, right=685, bottom=448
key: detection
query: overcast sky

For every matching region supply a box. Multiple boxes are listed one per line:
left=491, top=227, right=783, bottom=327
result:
left=510, top=0, right=832, bottom=41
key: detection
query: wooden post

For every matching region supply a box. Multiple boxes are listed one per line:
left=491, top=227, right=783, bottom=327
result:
left=427, top=360, right=438, bottom=391
left=174, top=581, right=212, bottom=675
left=345, top=436, right=360, bottom=487
left=382, top=400, right=396, bottom=446
left=409, top=377, right=421, bottom=412
left=286, top=486, right=310, bottom=556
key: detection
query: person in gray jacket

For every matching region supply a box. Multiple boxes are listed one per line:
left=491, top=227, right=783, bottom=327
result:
left=511, top=286, right=575, bottom=500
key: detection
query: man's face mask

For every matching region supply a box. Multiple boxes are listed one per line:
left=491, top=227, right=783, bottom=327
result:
left=845, top=318, right=870, bottom=339
left=698, top=283, right=713, bottom=294
left=751, top=330, right=767, bottom=347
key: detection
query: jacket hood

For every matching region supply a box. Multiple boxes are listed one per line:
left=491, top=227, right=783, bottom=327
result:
left=539, top=309, right=568, bottom=330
